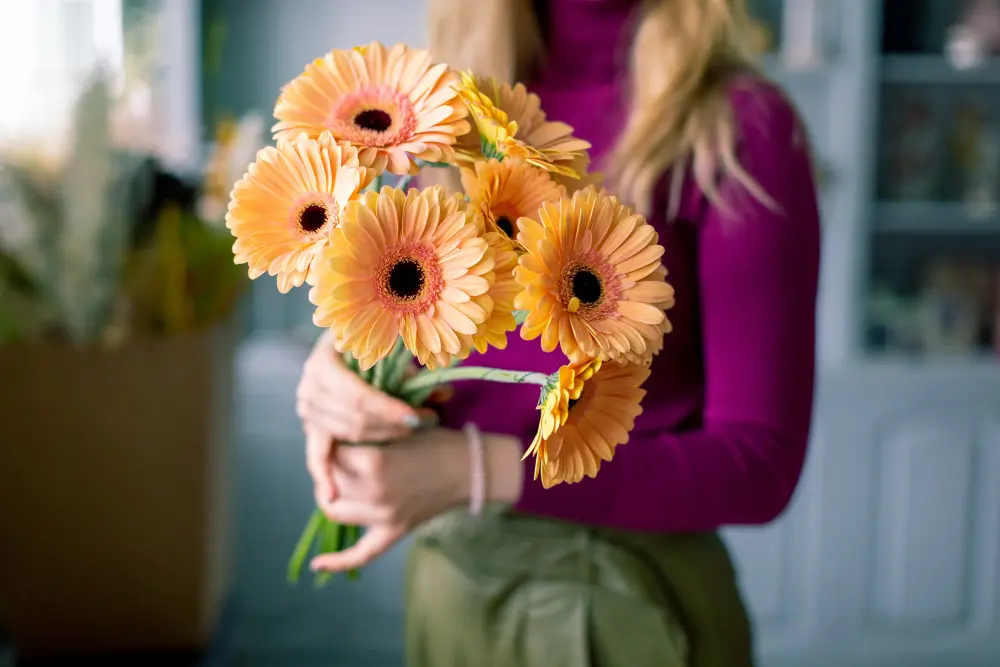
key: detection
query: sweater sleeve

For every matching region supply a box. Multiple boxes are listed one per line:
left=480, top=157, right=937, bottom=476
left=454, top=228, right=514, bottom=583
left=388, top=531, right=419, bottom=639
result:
left=513, top=84, right=821, bottom=533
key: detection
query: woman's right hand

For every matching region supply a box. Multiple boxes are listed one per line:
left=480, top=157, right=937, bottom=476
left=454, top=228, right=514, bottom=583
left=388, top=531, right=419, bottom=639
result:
left=296, top=332, right=423, bottom=443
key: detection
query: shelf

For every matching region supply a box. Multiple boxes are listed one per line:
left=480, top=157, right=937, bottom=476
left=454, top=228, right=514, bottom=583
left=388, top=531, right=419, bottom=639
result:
left=881, top=54, right=1000, bottom=85
left=863, top=351, right=999, bottom=368
left=873, top=201, right=1000, bottom=233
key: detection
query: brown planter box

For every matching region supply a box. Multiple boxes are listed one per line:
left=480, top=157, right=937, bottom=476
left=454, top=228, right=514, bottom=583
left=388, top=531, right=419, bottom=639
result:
left=0, top=324, right=236, bottom=656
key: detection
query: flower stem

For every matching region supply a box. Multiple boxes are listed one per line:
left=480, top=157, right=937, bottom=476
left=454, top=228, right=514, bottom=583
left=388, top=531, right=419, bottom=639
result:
left=287, top=508, right=323, bottom=584
left=396, top=174, right=414, bottom=191
left=399, top=366, right=549, bottom=396
left=383, top=338, right=413, bottom=393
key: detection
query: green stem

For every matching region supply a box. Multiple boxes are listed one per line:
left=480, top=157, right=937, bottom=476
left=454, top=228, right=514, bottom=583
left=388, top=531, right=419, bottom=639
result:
left=342, top=350, right=360, bottom=373
left=372, top=352, right=389, bottom=389
left=313, top=517, right=343, bottom=588
left=513, top=310, right=529, bottom=325
left=399, top=366, right=549, bottom=396
left=384, top=339, right=413, bottom=393
left=287, top=508, right=324, bottom=584
left=345, top=524, right=361, bottom=581
left=397, top=174, right=415, bottom=190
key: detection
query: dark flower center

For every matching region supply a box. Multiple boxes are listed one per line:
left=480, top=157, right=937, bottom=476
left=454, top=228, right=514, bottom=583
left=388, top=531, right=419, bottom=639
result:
left=353, top=109, right=393, bottom=132
left=496, top=215, right=514, bottom=238
left=571, top=269, right=603, bottom=305
left=299, top=203, right=329, bottom=233
left=388, top=259, right=425, bottom=300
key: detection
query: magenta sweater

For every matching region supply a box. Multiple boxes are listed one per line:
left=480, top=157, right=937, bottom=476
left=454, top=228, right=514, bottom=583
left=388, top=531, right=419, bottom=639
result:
left=441, top=0, right=821, bottom=533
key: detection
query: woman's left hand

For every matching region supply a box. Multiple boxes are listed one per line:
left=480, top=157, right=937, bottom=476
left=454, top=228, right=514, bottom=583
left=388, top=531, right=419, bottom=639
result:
left=308, top=426, right=472, bottom=573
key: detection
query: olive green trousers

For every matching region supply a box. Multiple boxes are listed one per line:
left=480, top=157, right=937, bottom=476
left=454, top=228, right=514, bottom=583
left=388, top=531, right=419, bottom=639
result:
left=404, top=507, right=754, bottom=667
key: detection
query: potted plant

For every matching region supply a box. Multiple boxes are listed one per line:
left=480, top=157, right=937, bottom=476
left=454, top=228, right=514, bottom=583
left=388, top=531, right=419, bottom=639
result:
left=0, top=65, right=257, bottom=657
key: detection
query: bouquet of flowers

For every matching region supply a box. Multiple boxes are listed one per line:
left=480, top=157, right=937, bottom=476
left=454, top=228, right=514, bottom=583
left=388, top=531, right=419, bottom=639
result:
left=224, top=42, right=676, bottom=585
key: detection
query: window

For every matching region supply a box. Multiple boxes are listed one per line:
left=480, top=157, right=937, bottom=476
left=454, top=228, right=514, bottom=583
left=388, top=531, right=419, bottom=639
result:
left=0, top=0, right=124, bottom=149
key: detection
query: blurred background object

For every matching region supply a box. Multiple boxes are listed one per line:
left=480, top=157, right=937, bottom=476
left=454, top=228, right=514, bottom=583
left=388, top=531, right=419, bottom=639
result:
left=1, top=0, right=1000, bottom=666
left=0, top=0, right=250, bottom=662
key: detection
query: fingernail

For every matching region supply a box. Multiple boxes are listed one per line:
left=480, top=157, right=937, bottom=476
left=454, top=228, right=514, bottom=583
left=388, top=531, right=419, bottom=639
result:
left=310, top=560, right=320, bottom=571
left=403, top=414, right=421, bottom=428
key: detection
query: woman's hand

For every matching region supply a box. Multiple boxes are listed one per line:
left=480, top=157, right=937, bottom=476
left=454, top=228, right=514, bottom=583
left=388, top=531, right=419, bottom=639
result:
left=308, top=426, right=524, bottom=573
left=297, top=332, right=423, bottom=502
left=296, top=332, right=423, bottom=443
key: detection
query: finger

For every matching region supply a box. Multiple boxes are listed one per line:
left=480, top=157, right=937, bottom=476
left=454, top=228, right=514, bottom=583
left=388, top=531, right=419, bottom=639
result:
left=299, top=399, right=364, bottom=441
left=329, top=367, right=421, bottom=427
left=299, top=398, right=410, bottom=442
left=301, top=396, right=419, bottom=443
left=305, top=425, right=336, bottom=503
left=310, top=524, right=404, bottom=572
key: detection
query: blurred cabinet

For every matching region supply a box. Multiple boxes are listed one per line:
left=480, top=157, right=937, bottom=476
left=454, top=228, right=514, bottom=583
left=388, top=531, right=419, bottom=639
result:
left=869, top=0, right=1000, bottom=360
left=729, top=3, right=1000, bottom=667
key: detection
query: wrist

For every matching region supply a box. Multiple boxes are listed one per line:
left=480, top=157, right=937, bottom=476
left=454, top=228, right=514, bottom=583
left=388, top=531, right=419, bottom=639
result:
left=447, top=428, right=523, bottom=509
left=482, top=433, right=524, bottom=505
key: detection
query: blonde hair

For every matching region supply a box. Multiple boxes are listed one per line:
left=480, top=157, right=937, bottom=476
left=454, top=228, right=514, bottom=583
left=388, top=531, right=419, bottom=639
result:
left=428, top=0, right=771, bottom=217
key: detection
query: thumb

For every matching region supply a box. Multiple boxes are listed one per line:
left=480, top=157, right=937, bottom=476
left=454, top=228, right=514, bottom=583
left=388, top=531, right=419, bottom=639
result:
left=309, top=524, right=403, bottom=573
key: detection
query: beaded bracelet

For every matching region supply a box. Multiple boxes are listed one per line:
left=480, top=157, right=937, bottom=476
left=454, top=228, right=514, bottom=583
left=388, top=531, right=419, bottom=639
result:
left=463, top=422, right=486, bottom=516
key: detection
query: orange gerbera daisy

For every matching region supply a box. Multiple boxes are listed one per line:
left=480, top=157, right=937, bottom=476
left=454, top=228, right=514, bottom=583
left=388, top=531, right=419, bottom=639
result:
left=456, top=72, right=590, bottom=178
left=469, top=231, right=520, bottom=353
left=417, top=229, right=519, bottom=369
left=514, top=188, right=675, bottom=364
left=272, top=42, right=470, bottom=176
left=460, top=159, right=565, bottom=249
left=309, top=186, right=495, bottom=370
left=226, top=133, right=368, bottom=293
left=621, top=265, right=675, bottom=366
left=524, top=359, right=650, bottom=488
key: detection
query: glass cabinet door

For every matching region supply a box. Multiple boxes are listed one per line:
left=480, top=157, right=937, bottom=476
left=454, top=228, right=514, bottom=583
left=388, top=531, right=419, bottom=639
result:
left=868, top=0, right=1000, bottom=359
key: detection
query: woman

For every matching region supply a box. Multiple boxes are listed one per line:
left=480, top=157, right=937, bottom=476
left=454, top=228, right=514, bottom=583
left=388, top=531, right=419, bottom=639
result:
left=296, top=0, right=820, bottom=664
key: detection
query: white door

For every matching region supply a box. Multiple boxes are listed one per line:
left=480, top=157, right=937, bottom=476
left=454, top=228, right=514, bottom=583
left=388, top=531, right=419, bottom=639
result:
left=725, top=364, right=1000, bottom=667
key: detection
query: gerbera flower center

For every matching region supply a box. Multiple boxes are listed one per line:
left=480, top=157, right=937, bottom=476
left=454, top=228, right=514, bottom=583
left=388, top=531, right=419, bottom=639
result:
left=299, top=203, right=330, bottom=233
left=290, top=194, right=339, bottom=237
left=495, top=215, right=514, bottom=237
left=375, top=243, right=444, bottom=316
left=387, top=259, right=425, bottom=299
left=353, top=109, right=393, bottom=132
left=327, top=85, right=417, bottom=149
left=571, top=269, right=602, bottom=305
left=559, top=250, right=623, bottom=320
